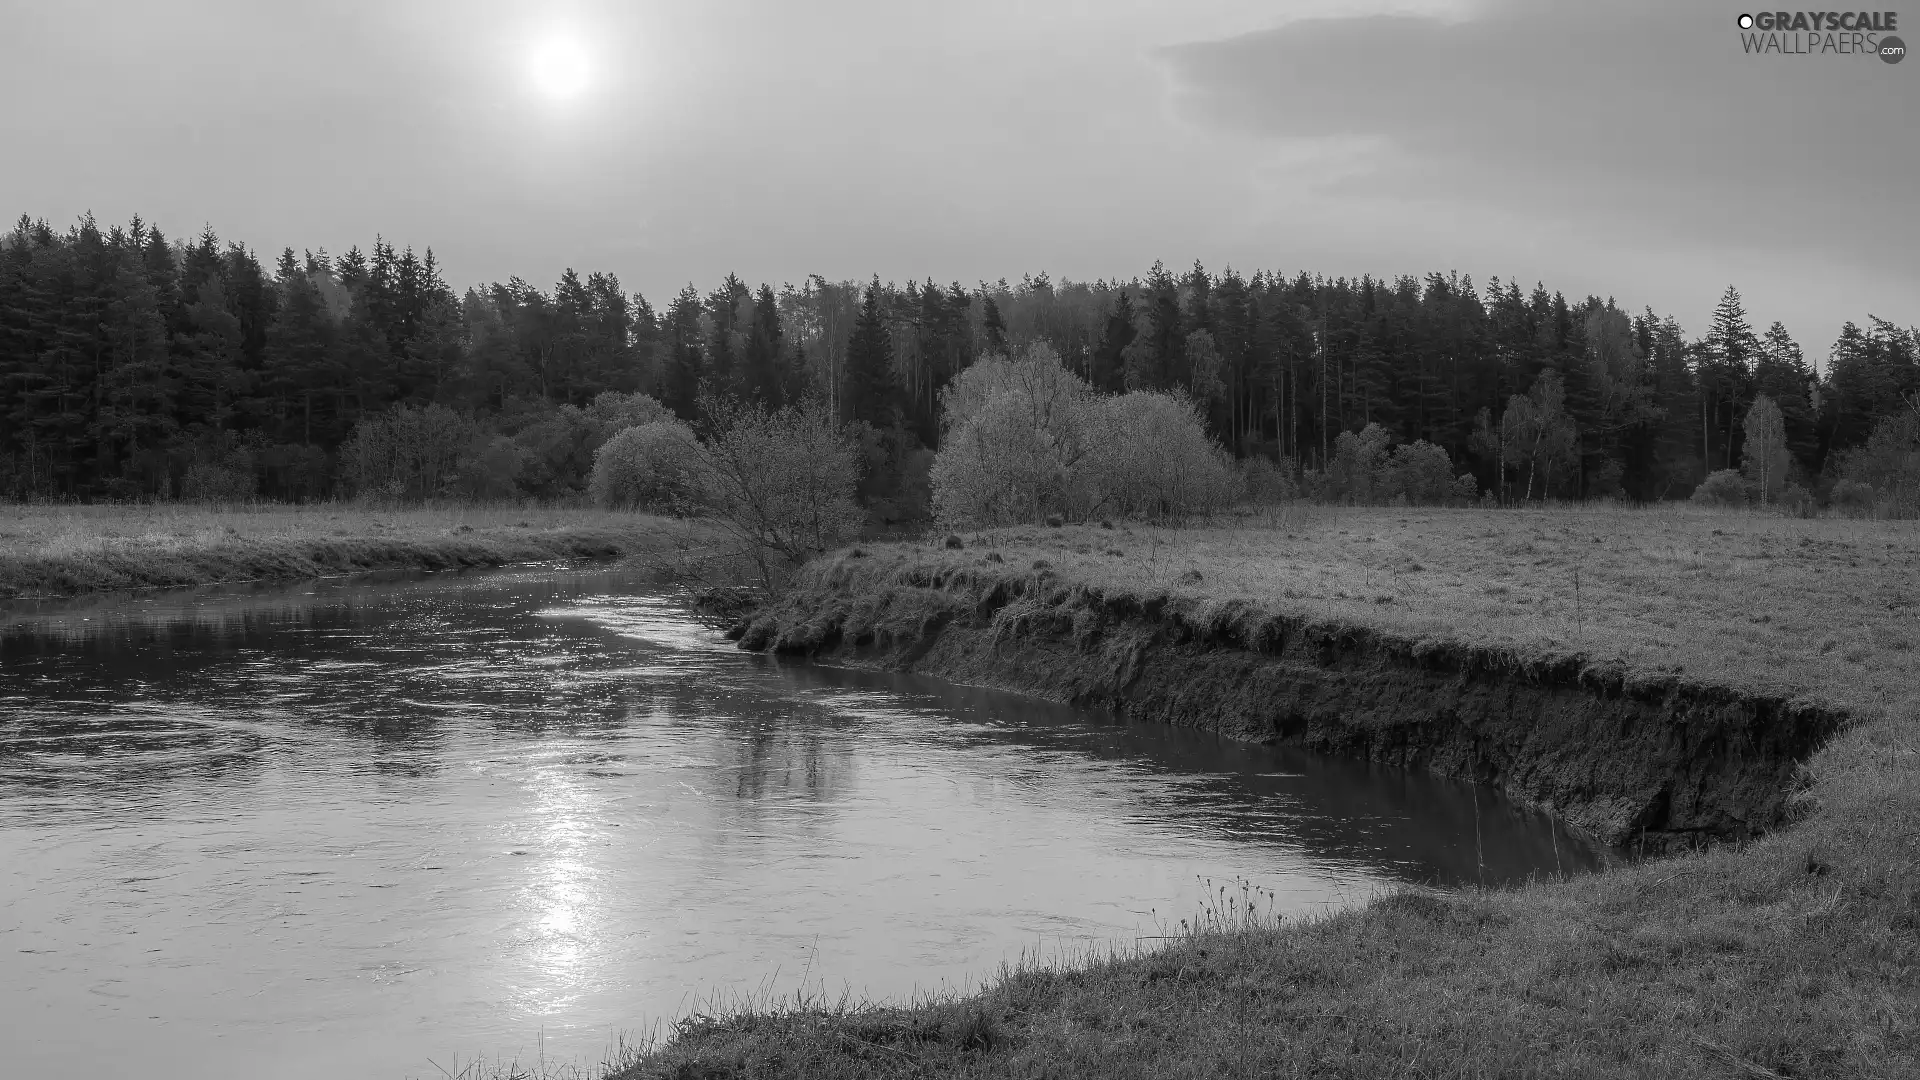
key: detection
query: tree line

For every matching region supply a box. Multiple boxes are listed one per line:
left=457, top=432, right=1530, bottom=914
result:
left=2, top=212, right=1915, bottom=511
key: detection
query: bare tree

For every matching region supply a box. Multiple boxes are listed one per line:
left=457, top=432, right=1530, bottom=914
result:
left=697, top=395, right=863, bottom=591
left=1740, top=394, right=1789, bottom=503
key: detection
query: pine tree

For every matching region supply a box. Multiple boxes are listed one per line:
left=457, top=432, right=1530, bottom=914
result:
left=1753, top=321, right=1818, bottom=475
left=661, top=284, right=704, bottom=422
left=1092, top=291, right=1136, bottom=394
left=1700, top=285, right=1760, bottom=472
left=705, top=273, right=749, bottom=397
left=741, top=283, right=785, bottom=406
left=844, top=278, right=896, bottom=430
left=980, top=294, right=1010, bottom=358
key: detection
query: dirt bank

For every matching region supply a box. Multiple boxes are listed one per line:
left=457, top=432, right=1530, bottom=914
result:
left=621, top=516, right=1918, bottom=1080
left=734, top=554, right=1846, bottom=850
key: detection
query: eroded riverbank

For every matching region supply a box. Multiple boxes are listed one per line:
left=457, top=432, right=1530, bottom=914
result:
left=619, top=514, right=1920, bottom=1080
left=733, top=553, right=1844, bottom=850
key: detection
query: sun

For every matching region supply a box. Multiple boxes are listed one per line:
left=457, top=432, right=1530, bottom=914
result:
left=529, top=35, right=592, bottom=101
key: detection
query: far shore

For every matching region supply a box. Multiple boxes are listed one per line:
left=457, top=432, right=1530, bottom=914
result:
left=0, top=502, right=719, bottom=603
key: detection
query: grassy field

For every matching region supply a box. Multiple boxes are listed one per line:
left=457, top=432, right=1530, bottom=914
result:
left=620, top=504, right=1920, bottom=1079
left=813, top=502, right=1913, bottom=717
left=0, top=502, right=718, bottom=602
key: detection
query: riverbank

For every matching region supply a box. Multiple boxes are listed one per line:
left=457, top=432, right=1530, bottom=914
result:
left=0, top=503, right=719, bottom=602
left=624, top=504, right=1920, bottom=1078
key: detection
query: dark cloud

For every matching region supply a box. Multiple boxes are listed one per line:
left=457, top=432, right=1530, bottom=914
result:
left=1161, top=0, right=1916, bottom=280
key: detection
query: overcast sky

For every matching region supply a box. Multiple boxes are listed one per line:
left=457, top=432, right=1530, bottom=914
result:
left=3, top=0, right=1912, bottom=357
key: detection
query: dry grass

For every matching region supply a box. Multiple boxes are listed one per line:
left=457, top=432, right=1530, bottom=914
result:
left=881, top=502, right=1916, bottom=717
left=617, top=503, right=1920, bottom=1079
left=0, top=502, right=717, bottom=601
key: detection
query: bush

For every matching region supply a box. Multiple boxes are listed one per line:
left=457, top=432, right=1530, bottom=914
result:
left=1830, top=478, right=1877, bottom=514
left=1328, top=424, right=1393, bottom=503
left=1378, top=440, right=1456, bottom=505
left=454, top=435, right=525, bottom=500
left=1690, top=469, right=1749, bottom=508
left=1241, top=455, right=1300, bottom=504
left=1781, top=483, right=1816, bottom=518
left=1835, top=406, right=1920, bottom=517
left=511, top=405, right=600, bottom=497
left=698, top=396, right=863, bottom=590
left=180, top=462, right=256, bottom=502
left=585, top=390, right=671, bottom=437
left=589, top=420, right=702, bottom=512
left=930, top=344, right=1097, bottom=527
left=1316, top=427, right=1472, bottom=506
left=927, top=346, right=1244, bottom=527
left=1081, top=391, right=1240, bottom=522
left=339, top=403, right=471, bottom=499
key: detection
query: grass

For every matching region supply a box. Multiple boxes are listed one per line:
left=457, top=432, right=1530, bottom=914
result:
left=616, top=503, right=1920, bottom=1078
left=847, top=501, right=1915, bottom=717
left=0, top=501, right=719, bottom=602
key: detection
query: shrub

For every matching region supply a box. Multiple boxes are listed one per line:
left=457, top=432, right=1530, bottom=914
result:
left=1690, top=469, right=1749, bottom=508
left=339, top=403, right=471, bottom=499
left=1378, top=440, right=1456, bottom=505
left=180, top=462, right=256, bottom=502
left=585, top=390, right=671, bottom=437
left=1241, top=455, right=1300, bottom=504
left=454, top=435, right=525, bottom=500
left=1081, top=391, right=1240, bottom=522
left=589, top=420, right=702, bottom=512
left=698, top=396, right=863, bottom=591
left=1835, top=405, right=1920, bottom=517
left=930, top=349, right=1236, bottom=527
left=930, top=344, right=1097, bottom=527
left=1781, top=483, right=1816, bottom=518
left=1830, top=478, right=1877, bottom=514
left=1328, top=424, right=1393, bottom=503
left=511, top=405, right=600, bottom=497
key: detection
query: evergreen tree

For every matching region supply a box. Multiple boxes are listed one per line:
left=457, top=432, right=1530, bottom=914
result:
left=844, top=278, right=896, bottom=430
left=661, top=285, right=704, bottom=422
left=741, top=282, right=785, bottom=406
left=1699, top=285, right=1760, bottom=472
left=980, top=294, right=1010, bottom=358
left=1092, top=291, right=1136, bottom=394
left=705, top=273, right=749, bottom=396
left=1753, top=321, right=1818, bottom=474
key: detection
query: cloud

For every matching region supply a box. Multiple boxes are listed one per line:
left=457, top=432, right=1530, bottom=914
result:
left=1160, top=0, right=1916, bottom=281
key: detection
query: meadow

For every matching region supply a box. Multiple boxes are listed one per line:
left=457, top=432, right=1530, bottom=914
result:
left=0, top=502, right=716, bottom=602
left=619, top=503, right=1920, bottom=1079
left=897, top=502, right=1918, bottom=717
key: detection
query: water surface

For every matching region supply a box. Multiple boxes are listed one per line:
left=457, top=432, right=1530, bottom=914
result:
left=0, top=564, right=1602, bottom=1079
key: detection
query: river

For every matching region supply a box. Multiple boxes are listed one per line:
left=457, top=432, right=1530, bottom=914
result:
left=0, top=562, right=1604, bottom=1079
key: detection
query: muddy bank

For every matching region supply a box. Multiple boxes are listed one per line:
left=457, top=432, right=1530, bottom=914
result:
left=733, top=560, right=1848, bottom=850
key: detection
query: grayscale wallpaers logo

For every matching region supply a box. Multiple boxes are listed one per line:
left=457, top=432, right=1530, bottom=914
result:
left=1736, top=11, right=1904, bottom=61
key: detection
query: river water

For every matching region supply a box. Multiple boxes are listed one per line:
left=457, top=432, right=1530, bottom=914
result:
left=0, top=563, right=1603, bottom=1079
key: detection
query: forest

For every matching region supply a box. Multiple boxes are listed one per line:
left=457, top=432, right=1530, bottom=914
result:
left=2, top=212, right=1915, bottom=516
